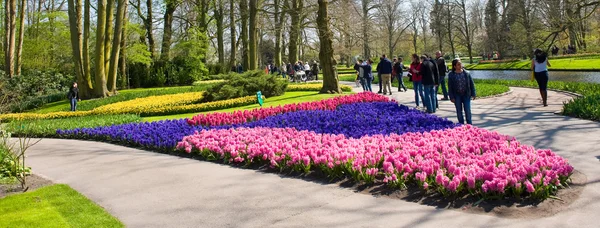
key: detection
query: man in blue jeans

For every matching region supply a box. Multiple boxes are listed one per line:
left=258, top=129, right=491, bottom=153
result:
left=435, top=51, right=449, bottom=105
left=419, top=55, right=439, bottom=113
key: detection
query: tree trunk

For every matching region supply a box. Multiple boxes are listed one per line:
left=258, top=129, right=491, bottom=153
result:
left=107, top=0, right=127, bottom=93
left=240, top=0, right=249, bottom=70
left=94, top=0, right=109, bottom=97
left=104, top=0, right=115, bottom=73
left=228, top=0, right=236, bottom=69
left=82, top=0, right=93, bottom=94
left=248, top=0, right=258, bottom=70
left=317, top=0, right=340, bottom=94
left=119, top=7, right=128, bottom=89
left=215, top=0, right=225, bottom=71
left=160, top=1, right=176, bottom=61
left=67, top=0, right=89, bottom=97
left=445, top=0, right=455, bottom=57
left=273, top=0, right=283, bottom=67
left=15, top=0, right=25, bottom=76
left=361, top=0, right=369, bottom=58
left=288, top=0, right=301, bottom=65
left=4, top=0, right=17, bottom=78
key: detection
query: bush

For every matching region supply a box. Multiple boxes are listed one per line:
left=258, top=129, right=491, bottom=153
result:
left=202, top=70, right=288, bottom=102
left=0, top=70, right=74, bottom=113
left=286, top=83, right=353, bottom=92
left=0, top=130, right=30, bottom=180
left=5, top=114, right=142, bottom=137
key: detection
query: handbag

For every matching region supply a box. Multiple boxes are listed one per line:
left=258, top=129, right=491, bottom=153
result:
left=408, top=73, right=413, bottom=82
left=530, top=71, right=535, bottom=81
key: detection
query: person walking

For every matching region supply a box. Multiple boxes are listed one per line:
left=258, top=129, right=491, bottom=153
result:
left=363, top=59, right=374, bottom=92
left=377, top=55, right=393, bottom=95
left=357, top=60, right=367, bottom=91
left=394, top=57, right=408, bottom=92
left=420, top=55, right=439, bottom=113
left=448, top=59, right=476, bottom=125
left=409, top=54, right=425, bottom=109
left=532, top=49, right=551, bottom=106
left=67, top=82, right=80, bottom=112
left=435, top=51, right=449, bottom=101
left=281, top=62, right=287, bottom=78
left=311, top=61, right=319, bottom=80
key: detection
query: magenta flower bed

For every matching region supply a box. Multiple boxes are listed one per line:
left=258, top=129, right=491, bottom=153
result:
left=177, top=125, right=573, bottom=199
left=186, top=92, right=391, bottom=126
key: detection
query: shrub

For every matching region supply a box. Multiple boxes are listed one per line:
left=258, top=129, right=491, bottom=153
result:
left=0, top=70, right=74, bottom=113
left=201, top=70, right=288, bottom=102
left=286, top=83, right=353, bottom=92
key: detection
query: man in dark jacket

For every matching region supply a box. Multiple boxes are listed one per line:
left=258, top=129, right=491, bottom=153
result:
left=376, top=55, right=393, bottom=94
left=419, top=55, right=439, bottom=113
left=435, top=51, right=449, bottom=101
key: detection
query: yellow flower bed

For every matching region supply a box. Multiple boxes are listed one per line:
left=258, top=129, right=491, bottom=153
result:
left=0, top=95, right=257, bottom=121
left=93, top=92, right=205, bottom=115
left=138, top=96, right=257, bottom=117
left=0, top=111, right=94, bottom=122
left=286, top=84, right=352, bottom=92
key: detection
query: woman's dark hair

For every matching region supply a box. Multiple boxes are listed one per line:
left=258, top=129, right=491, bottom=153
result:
left=534, top=49, right=547, bottom=63
left=451, top=59, right=461, bottom=72
left=411, top=54, right=419, bottom=63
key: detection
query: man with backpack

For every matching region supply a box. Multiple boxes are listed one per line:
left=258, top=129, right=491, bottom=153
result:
left=435, top=51, right=449, bottom=102
left=420, top=55, right=439, bottom=113
left=376, top=55, right=393, bottom=95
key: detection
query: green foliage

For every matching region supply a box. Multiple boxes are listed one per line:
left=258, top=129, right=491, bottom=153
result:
left=0, top=70, right=74, bottom=113
left=563, top=93, right=600, bottom=121
left=33, top=84, right=216, bottom=113
left=170, top=28, right=210, bottom=85
left=0, top=130, right=31, bottom=181
left=201, top=70, right=288, bottom=102
left=465, top=57, right=600, bottom=70
left=5, top=114, right=141, bottom=137
left=0, top=184, right=124, bottom=227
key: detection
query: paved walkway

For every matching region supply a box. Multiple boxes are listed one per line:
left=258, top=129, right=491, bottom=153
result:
left=26, top=82, right=600, bottom=228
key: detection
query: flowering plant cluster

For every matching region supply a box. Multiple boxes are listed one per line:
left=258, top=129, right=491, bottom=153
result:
left=286, top=84, right=353, bottom=92
left=93, top=92, right=205, bottom=115
left=177, top=125, right=573, bottom=199
left=54, top=92, right=573, bottom=200
left=187, top=92, right=391, bottom=126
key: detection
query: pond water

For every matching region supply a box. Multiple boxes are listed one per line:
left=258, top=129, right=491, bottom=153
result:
left=468, top=70, right=600, bottom=83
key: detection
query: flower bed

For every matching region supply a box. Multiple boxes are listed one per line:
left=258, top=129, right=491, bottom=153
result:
left=286, top=84, right=353, bottom=92
left=93, top=92, right=205, bottom=115
left=177, top=126, right=572, bottom=199
left=54, top=92, right=574, bottom=200
left=187, top=92, right=391, bottom=126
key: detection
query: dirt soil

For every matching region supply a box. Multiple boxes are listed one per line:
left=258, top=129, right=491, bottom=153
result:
left=348, top=170, right=587, bottom=219
left=0, top=174, right=53, bottom=199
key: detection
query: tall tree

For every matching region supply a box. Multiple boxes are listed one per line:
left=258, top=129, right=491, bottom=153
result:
left=94, top=0, right=109, bottom=97
left=431, top=0, right=445, bottom=53
left=248, top=0, right=258, bottom=70
left=444, top=0, right=456, bottom=57
left=378, top=0, right=410, bottom=58
left=160, top=0, right=178, bottom=61
left=67, top=0, right=92, bottom=98
left=273, top=0, right=285, bottom=67
left=213, top=0, right=225, bottom=71
left=287, top=0, right=302, bottom=65
left=131, top=0, right=156, bottom=59
left=107, top=0, right=128, bottom=92
left=317, top=0, right=341, bottom=94
left=228, top=0, right=236, bottom=68
left=454, top=0, right=476, bottom=63
left=240, top=0, right=249, bottom=70
left=15, top=0, right=25, bottom=75
left=4, top=0, right=17, bottom=77
left=360, top=0, right=375, bottom=58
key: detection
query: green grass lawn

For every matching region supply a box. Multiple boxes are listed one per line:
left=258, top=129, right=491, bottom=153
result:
left=465, top=57, right=600, bottom=70
left=143, top=91, right=350, bottom=122
left=0, top=184, right=123, bottom=228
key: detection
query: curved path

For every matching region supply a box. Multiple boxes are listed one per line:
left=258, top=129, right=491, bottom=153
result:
left=26, top=83, right=600, bottom=228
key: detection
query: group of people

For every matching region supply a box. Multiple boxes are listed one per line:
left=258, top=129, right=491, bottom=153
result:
left=279, top=60, right=319, bottom=80
left=353, top=52, right=477, bottom=125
